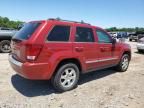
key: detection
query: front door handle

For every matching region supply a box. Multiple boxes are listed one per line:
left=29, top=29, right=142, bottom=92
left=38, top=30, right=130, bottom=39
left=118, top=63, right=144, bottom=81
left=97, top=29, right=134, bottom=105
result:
left=100, top=47, right=109, bottom=52
left=75, top=47, right=84, bottom=52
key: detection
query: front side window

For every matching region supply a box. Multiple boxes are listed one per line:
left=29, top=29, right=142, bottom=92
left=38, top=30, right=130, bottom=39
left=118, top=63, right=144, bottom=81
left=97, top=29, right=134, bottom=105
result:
left=96, top=30, right=112, bottom=43
left=47, top=25, right=70, bottom=41
left=75, top=27, right=94, bottom=42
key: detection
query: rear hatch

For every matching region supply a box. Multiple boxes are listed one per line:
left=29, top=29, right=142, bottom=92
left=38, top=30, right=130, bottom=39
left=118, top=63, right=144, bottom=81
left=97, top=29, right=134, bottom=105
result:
left=11, top=22, right=43, bottom=62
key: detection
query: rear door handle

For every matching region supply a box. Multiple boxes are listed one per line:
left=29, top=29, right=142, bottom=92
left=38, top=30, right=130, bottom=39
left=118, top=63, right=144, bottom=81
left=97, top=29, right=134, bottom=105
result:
left=75, top=47, right=84, bottom=52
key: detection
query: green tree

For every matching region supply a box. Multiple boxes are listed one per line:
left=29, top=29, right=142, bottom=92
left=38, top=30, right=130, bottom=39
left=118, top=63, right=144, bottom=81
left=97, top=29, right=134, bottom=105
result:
left=106, top=27, right=144, bottom=32
left=0, top=16, right=24, bottom=29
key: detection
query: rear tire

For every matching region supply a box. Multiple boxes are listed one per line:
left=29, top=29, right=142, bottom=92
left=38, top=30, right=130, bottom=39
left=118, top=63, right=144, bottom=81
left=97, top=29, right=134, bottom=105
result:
left=116, top=54, right=130, bottom=72
left=129, top=39, right=132, bottom=41
left=51, top=63, right=80, bottom=92
left=0, top=40, right=11, bottom=53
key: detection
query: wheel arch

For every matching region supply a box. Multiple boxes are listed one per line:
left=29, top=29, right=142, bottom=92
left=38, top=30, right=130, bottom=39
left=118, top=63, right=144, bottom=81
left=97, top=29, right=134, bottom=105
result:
left=0, top=36, right=12, bottom=41
left=51, top=58, right=83, bottom=78
left=122, top=50, right=131, bottom=61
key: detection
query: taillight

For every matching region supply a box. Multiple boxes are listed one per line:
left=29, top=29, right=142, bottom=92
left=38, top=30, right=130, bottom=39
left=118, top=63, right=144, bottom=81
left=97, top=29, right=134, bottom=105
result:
left=25, top=44, right=43, bottom=61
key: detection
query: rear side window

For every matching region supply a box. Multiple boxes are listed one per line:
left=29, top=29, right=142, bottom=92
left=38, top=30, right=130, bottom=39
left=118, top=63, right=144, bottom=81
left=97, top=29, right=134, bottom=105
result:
left=75, top=27, right=94, bottom=42
left=13, top=22, right=41, bottom=40
left=47, top=25, right=70, bottom=41
left=96, top=30, right=112, bottom=43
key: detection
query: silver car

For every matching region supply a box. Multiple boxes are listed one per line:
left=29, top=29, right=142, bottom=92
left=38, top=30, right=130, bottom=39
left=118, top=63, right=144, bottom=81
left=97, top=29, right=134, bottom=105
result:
left=137, top=37, right=144, bottom=53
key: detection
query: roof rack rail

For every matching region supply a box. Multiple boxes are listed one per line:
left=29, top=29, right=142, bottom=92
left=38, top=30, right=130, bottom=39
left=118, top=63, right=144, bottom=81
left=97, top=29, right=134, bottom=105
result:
left=48, top=18, right=90, bottom=25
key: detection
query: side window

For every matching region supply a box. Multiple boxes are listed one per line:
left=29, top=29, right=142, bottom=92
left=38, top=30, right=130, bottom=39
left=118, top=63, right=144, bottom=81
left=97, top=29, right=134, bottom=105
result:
left=47, top=25, right=70, bottom=41
left=75, top=27, right=94, bottom=42
left=96, top=30, right=112, bottom=43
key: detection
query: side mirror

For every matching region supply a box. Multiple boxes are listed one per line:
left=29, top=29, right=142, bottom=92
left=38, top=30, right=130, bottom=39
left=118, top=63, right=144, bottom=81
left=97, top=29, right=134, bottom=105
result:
left=112, top=38, right=116, bottom=44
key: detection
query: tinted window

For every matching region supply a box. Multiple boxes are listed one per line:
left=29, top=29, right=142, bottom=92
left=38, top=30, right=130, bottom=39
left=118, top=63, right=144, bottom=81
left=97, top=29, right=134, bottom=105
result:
left=96, top=30, right=112, bottom=43
left=75, top=27, right=94, bottom=42
left=47, top=25, right=70, bottom=41
left=13, top=22, right=41, bottom=40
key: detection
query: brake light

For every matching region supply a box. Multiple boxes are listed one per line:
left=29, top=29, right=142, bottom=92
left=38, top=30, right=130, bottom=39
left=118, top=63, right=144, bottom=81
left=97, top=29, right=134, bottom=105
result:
left=25, top=44, right=43, bottom=61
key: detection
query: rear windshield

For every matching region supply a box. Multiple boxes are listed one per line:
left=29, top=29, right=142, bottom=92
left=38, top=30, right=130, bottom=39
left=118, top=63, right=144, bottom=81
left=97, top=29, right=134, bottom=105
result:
left=13, top=22, right=41, bottom=40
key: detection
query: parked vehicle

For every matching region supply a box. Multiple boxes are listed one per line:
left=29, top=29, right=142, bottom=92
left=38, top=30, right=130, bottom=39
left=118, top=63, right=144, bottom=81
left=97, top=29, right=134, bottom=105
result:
left=108, top=32, right=118, bottom=38
left=137, top=37, right=144, bottom=53
left=9, top=18, right=131, bottom=92
left=129, top=31, right=144, bottom=42
left=0, top=27, right=17, bottom=53
left=117, top=32, right=129, bottom=39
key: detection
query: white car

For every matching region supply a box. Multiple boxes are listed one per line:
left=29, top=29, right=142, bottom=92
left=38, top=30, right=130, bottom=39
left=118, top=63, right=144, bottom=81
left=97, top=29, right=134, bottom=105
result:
left=137, top=37, right=144, bottom=53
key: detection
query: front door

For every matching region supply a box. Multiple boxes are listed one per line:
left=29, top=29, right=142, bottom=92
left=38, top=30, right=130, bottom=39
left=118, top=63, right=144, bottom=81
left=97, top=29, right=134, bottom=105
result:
left=95, top=29, right=118, bottom=67
left=73, top=26, right=99, bottom=71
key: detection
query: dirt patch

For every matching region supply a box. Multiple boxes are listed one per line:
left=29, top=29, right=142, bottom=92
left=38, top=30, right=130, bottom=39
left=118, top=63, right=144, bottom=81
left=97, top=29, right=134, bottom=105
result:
left=0, top=42, right=144, bottom=108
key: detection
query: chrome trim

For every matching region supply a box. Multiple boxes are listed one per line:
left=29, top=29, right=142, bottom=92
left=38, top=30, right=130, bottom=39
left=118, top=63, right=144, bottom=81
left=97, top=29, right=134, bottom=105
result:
left=85, top=60, right=99, bottom=64
left=9, top=55, right=23, bottom=67
left=85, top=57, right=118, bottom=64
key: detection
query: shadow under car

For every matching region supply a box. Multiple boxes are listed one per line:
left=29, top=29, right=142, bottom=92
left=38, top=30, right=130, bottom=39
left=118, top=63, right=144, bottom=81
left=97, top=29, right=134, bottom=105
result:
left=11, top=68, right=117, bottom=97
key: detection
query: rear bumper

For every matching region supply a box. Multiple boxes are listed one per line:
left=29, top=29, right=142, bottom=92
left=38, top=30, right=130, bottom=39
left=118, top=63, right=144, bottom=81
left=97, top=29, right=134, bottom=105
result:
left=9, top=55, right=51, bottom=80
left=137, top=43, right=144, bottom=50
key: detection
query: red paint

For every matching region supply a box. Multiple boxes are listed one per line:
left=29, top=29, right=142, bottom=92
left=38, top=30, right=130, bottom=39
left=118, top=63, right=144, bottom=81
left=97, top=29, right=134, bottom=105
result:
left=9, top=19, right=131, bottom=80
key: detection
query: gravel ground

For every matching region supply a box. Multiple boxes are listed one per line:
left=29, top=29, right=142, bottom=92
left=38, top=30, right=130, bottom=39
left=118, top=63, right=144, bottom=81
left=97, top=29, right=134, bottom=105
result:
left=0, top=41, right=144, bottom=108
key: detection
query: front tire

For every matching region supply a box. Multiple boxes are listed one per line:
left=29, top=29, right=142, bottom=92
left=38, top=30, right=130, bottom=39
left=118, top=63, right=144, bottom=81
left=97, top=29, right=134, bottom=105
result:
left=0, top=40, right=11, bottom=53
left=116, top=54, right=130, bottom=72
left=51, top=63, right=80, bottom=92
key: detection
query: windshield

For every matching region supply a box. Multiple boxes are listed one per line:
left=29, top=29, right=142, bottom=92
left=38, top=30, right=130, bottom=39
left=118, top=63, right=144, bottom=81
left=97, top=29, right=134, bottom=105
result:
left=13, top=22, right=41, bottom=40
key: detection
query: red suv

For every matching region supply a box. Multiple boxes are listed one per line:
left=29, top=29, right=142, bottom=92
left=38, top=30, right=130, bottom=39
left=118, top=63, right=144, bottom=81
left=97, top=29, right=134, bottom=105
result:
left=9, top=18, right=131, bottom=92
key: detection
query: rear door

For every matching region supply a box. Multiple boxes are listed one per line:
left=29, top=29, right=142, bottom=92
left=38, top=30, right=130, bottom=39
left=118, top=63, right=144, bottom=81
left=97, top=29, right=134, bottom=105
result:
left=95, top=29, right=118, bottom=67
left=41, top=24, right=73, bottom=63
